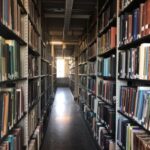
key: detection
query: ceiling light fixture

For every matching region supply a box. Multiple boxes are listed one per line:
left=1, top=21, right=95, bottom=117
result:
left=50, top=41, right=63, bottom=45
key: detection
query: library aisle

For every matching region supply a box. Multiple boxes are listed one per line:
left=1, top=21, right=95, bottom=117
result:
left=41, top=88, right=97, bottom=150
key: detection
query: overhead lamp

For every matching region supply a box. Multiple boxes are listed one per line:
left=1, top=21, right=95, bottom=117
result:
left=50, top=41, right=63, bottom=45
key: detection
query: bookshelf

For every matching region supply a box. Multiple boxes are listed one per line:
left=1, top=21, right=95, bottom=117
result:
left=0, top=0, right=53, bottom=149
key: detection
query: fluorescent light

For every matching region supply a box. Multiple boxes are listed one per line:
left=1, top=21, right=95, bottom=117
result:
left=50, top=41, right=63, bottom=45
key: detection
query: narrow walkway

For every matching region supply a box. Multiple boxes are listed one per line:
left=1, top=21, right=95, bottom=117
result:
left=41, top=88, right=97, bottom=150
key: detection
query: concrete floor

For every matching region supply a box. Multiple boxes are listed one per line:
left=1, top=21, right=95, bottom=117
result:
left=41, top=88, right=97, bottom=150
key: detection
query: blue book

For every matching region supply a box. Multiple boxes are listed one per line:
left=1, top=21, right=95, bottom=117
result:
left=133, top=9, right=138, bottom=41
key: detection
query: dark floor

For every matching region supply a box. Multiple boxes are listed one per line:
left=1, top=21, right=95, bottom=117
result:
left=41, top=88, right=97, bottom=150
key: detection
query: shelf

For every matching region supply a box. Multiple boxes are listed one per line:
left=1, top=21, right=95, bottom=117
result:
left=28, top=98, right=40, bottom=113
left=0, top=77, right=27, bottom=84
left=118, top=110, right=150, bottom=134
left=31, top=0, right=40, bottom=16
left=18, top=0, right=27, bottom=14
left=0, top=112, right=27, bottom=144
left=79, top=47, right=88, bottom=55
left=118, top=34, right=150, bottom=50
left=88, top=90, right=96, bottom=96
left=98, top=47, right=116, bottom=57
left=97, top=96, right=115, bottom=107
left=29, top=45, right=40, bottom=56
left=79, top=74, right=87, bottom=76
left=118, top=77, right=150, bottom=83
left=88, top=74, right=96, bottom=78
left=88, top=19, right=97, bottom=32
left=41, top=58, right=49, bottom=63
left=88, top=38, right=97, bottom=47
left=28, top=122, right=39, bottom=144
left=0, top=22, right=27, bottom=45
left=41, top=75, right=49, bottom=78
left=97, top=75, right=116, bottom=80
left=79, top=62, right=87, bottom=66
left=98, top=16, right=116, bottom=37
left=28, top=15, right=40, bottom=36
left=28, top=75, right=41, bottom=80
left=98, top=0, right=109, bottom=17
left=88, top=55, right=97, bottom=61
left=119, top=0, right=143, bottom=16
left=117, top=142, right=125, bottom=150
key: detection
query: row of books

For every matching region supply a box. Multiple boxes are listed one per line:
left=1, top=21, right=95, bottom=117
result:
left=28, top=55, right=39, bottom=78
left=28, top=105, right=39, bottom=139
left=79, top=36, right=87, bottom=52
left=98, top=54, right=116, bottom=77
left=28, top=80, right=39, bottom=107
left=98, top=80, right=116, bottom=104
left=0, top=0, right=24, bottom=37
left=88, top=62, right=96, bottom=75
left=119, top=0, right=133, bottom=13
left=29, top=0, right=40, bottom=32
left=79, top=51, right=87, bottom=64
left=87, top=93, right=95, bottom=111
left=29, top=124, right=43, bottom=150
left=117, top=117, right=150, bottom=150
left=78, top=64, right=87, bottom=74
left=83, top=105, right=96, bottom=128
left=79, top=76, right=87, bottom=88
left=0, top=128, right=23, bottom=150
left=41, top=61, right=50, bottom=75
left=88, top=25, right=97, bottom=44
left=88, top=78, right=96, bottom=94
left=97, top=101, right=116, bottom=134
left=0, top=87, right=24, bottom=138
left=119, top=44, right=150, bottom=80
left=0, top=37, right=21, bottom=81
left=88, top=42, right=97, bottom=59
left=79, top=88, right=87, bottom=103
left=98, top=27, right=116, bottom=54
left=29, top=21, right=39, bottom=51
left=41, top=46, right=50, bottom=62
left=99, top=0, right=116, bottom=31
left=119, top=1, right=150, bottom=45
left=41, top=77, right=46, bottom=94
left=95, top=123, right=115, bottom=150
left=120, top=86, right=150, bottom=130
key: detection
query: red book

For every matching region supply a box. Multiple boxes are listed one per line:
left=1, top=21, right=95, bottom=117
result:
left=110, top=27, right=116, bottom=49
left=145, top=0, right=150, bottom=35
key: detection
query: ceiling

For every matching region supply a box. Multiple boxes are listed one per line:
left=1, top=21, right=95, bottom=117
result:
left=42, top=0, right=97, bottom=56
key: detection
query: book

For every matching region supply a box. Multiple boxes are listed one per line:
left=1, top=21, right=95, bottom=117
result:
left=0, top=0, right=24, bottom=37
left=28, top=105, right=39, bottom=139
left=98, top=80, right=116, bottom=104
left=28, top=55, right=39, bottom=78
left=0, top=37, right=21, bottom=81
left=99, top=0, right=116, bottom=32
left=88, top=78, right=96, bottom=94
left=0, top=87, right=24, bottom=138
left=0, top=128, right=23, bottom=150
left=28, top=80, right=39, bottom=107
left=79, top=64, right=87, bottom=74
left=88, top=42, right=97, bottom=59
left=120, top=86, right=150, bottom=128
left=79, top=76, right=87, bottom=88
left=98, top=27, right=117, bottom=54
left=87, top=93, right=96, bottom=111
left=119, top=0, right=150, bottom=45
left=98, top=54, right=116, bottom=78
left=118, top=44, right=150, bottom=80
left=97, top=102, right=116, bottom=135
left=117, top=117, right=150, bottom=150
left=79, top=50, right=87, bottom=64
left=88, top=62, right=96, bottom=75
left=28, top=21, right=39, bottom=51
